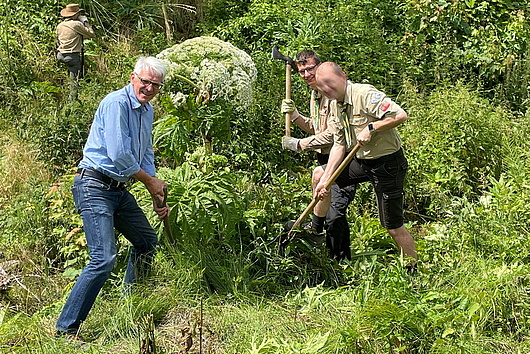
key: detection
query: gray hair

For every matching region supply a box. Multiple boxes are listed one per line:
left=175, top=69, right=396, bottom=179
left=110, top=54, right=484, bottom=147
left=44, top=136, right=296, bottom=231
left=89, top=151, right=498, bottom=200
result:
left=134, top=56, right=167, bottom=82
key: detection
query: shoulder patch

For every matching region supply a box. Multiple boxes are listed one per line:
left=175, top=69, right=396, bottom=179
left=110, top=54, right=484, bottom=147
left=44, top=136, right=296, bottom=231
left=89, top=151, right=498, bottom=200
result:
left=380, top=102, right=390, bottom=112
left=370, top=92, right=383, bottom=104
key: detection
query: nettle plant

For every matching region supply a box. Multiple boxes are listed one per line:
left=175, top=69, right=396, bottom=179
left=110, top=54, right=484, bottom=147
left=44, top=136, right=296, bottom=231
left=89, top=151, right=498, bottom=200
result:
left=155, top=36, right=257, bottom=164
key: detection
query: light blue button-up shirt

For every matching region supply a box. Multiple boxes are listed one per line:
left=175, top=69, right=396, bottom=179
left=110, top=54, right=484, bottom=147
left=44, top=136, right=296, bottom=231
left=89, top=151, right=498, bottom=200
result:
left=78, top=84, right=156, bottom=182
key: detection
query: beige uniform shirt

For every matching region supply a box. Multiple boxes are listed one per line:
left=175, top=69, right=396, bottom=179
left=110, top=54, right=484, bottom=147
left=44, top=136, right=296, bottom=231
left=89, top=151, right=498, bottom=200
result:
left=329, top=81, right=403, bottom=159
left=294, top=90, right=334, bottom=154
left=56, top=20, right=94, bottom=53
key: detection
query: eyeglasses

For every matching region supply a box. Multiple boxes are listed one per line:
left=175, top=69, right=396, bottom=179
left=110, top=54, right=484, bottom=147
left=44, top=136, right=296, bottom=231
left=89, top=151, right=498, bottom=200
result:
left=134, top=73, right=164, bottom=90
left=298, top=64, right=318, bottom=75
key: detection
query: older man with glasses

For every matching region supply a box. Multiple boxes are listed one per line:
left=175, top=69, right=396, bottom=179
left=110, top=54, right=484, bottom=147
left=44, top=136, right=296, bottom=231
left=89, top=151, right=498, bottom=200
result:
left=281, top=50, right=367, bottom=260
left=55, top=56, right=170, bottom=339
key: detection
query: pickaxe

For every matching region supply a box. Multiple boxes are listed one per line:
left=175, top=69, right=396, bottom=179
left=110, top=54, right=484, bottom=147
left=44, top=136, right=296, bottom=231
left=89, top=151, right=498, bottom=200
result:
left=286, top=142, right=362, bottom=242
left=272, top=46, right=296, bottom=136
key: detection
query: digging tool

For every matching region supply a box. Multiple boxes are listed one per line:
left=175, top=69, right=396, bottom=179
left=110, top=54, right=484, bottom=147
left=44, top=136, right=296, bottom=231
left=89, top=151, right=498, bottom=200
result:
left=272, top=46, right=296, bottom=136
left=286, top=142, right=363, bottom=241
left=152, top=185, right=174, bottom=243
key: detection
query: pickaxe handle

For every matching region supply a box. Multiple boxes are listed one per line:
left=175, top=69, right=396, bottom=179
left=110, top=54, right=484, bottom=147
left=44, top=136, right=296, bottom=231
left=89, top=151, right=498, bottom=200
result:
left=287, top=142, right=362, bottom=239
left=152, top=186, right=175, bottom=243
left=285, top=63, right=292, bottom=137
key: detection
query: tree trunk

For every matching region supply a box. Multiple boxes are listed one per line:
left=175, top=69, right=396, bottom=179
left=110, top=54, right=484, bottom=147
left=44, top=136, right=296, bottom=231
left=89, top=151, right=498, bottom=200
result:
left=161, top=3, right=172, bottom=40
left=203, top=134, right=212, bottom=155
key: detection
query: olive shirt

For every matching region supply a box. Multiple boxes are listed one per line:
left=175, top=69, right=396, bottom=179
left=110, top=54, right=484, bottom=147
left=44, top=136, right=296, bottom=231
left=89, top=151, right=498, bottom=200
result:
left=56, top=19, right=94, bottom=53
left=292, top=90, right=334, bottom=154
left=328, top=81, right=403, bottom=159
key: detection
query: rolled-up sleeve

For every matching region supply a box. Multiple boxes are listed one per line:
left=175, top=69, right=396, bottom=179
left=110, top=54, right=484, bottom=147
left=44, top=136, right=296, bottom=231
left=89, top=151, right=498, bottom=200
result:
left=298, top=129, right=334, bottom=151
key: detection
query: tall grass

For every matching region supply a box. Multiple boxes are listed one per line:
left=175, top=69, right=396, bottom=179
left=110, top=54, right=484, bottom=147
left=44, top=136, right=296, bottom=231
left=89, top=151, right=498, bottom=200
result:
left=3, top=0, right=530, bottom=350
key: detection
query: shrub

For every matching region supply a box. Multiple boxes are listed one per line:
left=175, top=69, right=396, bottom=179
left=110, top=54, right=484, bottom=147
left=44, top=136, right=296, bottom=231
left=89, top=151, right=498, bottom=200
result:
left=401, top=82, right=505, bottom=217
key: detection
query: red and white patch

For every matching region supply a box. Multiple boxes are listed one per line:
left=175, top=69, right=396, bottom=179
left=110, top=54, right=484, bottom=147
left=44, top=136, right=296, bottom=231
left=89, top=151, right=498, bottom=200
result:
left=380, top=102, right=390, bottom=112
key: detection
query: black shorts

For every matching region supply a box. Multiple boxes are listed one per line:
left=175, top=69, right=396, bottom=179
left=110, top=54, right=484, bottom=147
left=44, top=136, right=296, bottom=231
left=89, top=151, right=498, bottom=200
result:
left=325, top=148, right=408, bottom=229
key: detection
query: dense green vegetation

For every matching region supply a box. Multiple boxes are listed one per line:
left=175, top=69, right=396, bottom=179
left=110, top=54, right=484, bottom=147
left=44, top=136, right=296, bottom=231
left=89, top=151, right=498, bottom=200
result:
left=1, top=0, right=530, bottom=352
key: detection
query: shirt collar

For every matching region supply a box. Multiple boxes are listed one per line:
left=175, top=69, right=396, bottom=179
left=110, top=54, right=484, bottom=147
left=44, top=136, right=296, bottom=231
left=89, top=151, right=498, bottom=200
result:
left=125, top=84, right=149, bottom=111
left=339, top=80, right=353, bottom=106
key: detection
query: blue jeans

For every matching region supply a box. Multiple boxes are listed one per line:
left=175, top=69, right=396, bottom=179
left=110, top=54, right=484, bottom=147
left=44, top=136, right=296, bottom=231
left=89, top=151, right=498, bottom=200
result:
left=56, top=174, right=158, bottom=334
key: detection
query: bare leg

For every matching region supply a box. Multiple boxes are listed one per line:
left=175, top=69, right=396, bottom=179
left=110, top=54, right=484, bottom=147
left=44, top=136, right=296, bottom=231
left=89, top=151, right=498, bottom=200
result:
left=388, top=226, right=417, bottom=260
left=312, top=166, right=331, bottom=217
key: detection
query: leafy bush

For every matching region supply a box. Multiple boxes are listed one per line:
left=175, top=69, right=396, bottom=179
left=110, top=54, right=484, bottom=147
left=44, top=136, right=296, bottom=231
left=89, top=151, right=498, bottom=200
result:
left=401, top=82, right=505, bottom=217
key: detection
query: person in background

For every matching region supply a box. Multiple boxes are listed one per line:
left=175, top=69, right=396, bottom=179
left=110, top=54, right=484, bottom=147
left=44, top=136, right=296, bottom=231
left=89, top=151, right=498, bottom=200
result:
left=55, top=57, right=170, bottom=338
left=56, top=3, right=94, bottom=101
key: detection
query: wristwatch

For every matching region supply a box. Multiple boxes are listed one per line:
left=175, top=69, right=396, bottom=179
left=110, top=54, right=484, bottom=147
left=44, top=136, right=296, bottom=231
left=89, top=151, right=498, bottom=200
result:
left=368, top=122, right=376, bottom=134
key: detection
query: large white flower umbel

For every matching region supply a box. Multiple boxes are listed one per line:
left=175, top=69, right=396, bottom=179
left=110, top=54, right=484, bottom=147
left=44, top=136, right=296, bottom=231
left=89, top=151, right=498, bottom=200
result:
left=157, top=36, right=257, bottom=110
left=154, top=37, right=257, bottom=159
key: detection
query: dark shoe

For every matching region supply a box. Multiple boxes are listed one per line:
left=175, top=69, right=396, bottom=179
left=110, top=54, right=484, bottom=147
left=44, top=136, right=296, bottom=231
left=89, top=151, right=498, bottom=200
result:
left=405, top=262, right=417, bottom=274
left=281, top=221, right=325, bottom=247
left=299, top=227, right=325, bottom=247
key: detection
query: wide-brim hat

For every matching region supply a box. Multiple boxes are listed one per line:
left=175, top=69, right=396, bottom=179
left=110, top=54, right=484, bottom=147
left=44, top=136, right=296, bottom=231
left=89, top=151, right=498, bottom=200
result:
left=60, top=3, right=82, bottom=18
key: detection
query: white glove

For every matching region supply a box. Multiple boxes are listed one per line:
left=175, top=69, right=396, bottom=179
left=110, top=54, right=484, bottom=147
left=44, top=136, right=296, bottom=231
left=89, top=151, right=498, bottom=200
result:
left=282, top=136, right=300, bottom=152
left=78, top=15, right=89, bottom=24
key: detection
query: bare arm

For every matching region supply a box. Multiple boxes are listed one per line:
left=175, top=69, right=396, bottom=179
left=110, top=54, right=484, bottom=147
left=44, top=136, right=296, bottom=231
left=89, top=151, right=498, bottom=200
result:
left=357, top=110, right=408, bottom=145
left=315, top=144, right=346, bottom=198
left=132, top=169, right=170, bottom=220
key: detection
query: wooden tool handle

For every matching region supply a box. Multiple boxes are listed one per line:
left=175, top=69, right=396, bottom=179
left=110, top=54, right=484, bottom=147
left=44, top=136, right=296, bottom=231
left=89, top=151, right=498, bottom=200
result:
left=285, top=63, right=292, bottom=137
left=287, top=143, right=362, bottom=238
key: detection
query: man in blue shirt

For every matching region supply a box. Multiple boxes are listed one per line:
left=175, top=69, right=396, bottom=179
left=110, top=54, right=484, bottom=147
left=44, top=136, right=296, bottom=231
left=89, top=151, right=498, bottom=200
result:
left=56, top=56, right=170, bottom=337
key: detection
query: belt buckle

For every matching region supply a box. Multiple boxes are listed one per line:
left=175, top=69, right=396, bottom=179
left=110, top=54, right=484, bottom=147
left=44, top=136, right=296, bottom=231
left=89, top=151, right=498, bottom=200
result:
left=114, top=180, right=126, bottom=189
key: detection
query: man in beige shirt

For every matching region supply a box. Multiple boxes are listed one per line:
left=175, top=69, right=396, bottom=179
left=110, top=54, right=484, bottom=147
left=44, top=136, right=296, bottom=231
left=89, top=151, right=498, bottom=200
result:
left=56, top=3, right=94, bottom=100
left=312, top=62, right=417, bottom=264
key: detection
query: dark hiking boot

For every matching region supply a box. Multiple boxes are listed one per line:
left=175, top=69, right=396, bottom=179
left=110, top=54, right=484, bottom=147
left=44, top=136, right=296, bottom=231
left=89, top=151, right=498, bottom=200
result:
left=282, top=220, right=324, bottom=247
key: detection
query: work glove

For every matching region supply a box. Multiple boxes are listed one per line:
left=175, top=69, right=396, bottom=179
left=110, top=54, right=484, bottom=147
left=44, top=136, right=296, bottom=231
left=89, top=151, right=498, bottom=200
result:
left=281, top=99, right=301, bottom=122
left=282, top=136, right=300, bottom=152
left=78, top=15, right=89, bottom=24
left=281, top=99, right=296, bottom=113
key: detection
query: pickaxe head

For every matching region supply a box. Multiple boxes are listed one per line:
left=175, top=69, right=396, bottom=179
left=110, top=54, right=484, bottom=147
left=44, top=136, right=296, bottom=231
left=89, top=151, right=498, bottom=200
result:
left=272, top=46, right=296, bottom=70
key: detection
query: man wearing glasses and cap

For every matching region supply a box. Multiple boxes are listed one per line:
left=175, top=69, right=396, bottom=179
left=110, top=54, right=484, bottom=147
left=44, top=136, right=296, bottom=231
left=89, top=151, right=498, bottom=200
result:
left=56, top=3, right=94, bottom=101
left=55, top=57, right=170, bottom=339
left=281, top=50, right=367, bottom=260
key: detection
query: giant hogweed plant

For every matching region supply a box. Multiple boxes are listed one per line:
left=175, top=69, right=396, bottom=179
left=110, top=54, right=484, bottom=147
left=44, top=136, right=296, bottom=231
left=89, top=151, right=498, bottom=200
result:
left=131, top=162, right=253, bottom=293
left=134, top=164, right=242, bottom=248
left=154, top=36, right=257, bottom=164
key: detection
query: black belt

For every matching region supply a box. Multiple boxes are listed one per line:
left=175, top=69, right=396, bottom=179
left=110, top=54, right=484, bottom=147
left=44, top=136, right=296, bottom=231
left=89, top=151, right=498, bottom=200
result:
left=76, top=168, right=128, bottom=188
left=357, top=148, right=404, bottom=165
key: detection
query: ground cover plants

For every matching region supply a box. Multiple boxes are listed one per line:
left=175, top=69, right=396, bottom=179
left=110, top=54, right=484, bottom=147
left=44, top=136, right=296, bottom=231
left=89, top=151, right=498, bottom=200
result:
left=2, top=0, right=530, bottom=352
